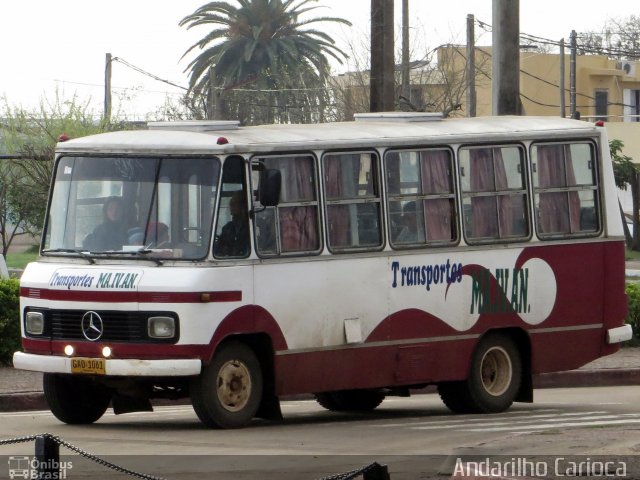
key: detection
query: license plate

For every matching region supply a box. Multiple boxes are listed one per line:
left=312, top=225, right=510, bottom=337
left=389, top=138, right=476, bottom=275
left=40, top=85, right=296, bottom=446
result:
left=70, top=357, right=106, bottom=375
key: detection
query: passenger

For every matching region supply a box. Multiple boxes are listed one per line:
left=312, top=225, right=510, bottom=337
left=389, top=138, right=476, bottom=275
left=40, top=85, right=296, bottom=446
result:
left=215, top=191, right=250, bottom=257
left=395, top=201, right=425, bottom=244
left=83, top=197, right=128, bottom=251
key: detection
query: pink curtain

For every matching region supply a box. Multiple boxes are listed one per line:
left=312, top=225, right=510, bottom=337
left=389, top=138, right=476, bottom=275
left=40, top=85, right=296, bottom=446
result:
left=280, top=207, right=318, bottom=251
left=420, top=150, right=454, bottom=241
left=469, top=149, right=498, bottom=238
left=275, top=156, right=319, bottom=252
left=469, top=148, right=515, bottom=239
left=537, top=145, right=581, bottom=234
left=324, top=156, right=350, bottom=247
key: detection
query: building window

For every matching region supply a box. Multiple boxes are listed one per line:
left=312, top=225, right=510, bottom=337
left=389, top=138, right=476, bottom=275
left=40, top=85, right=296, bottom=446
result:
left=624, top=89, right=640, bottom=122
left=595, top=90, right=608, bottom=121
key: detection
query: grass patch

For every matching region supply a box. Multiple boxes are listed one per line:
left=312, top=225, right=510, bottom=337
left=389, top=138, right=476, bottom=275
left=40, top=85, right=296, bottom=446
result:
left=5, top=246, right=39, bottom=270
left=626, top=249, right=640, bottom=261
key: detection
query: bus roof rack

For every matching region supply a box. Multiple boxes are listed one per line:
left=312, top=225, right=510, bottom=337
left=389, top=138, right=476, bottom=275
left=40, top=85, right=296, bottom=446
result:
left=354, top=112, right=444, bottom=122
left=147, top=120, right=240, bottom=132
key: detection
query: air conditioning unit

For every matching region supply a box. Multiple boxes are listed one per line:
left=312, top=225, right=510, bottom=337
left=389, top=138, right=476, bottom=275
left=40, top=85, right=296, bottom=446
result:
left=617, top=61, right=637, bottom=77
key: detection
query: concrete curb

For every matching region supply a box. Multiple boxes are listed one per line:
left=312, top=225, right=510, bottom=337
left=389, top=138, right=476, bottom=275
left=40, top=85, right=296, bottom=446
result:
left=533, top=368, right=640, bottom=389
left=0, top=369, right=637, bottom=413
left=0, top=392, right=47, bottom=412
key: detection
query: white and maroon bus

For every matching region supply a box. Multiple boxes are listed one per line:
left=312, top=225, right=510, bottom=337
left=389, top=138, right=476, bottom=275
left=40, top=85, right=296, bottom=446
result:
left=13, top=113, right=631, bottom=428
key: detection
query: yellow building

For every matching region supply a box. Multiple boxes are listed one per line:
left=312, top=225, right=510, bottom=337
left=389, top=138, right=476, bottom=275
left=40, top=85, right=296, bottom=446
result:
left=334, top=45, right=640, bottom=155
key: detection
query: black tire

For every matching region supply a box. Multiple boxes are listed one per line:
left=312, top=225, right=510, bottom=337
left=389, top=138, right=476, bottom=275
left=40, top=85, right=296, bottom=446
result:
left=437, top=381, right=473, bottom=414
left=191, top=342, right=263, bottom=429
left=314, top=389, right=385, bottom=412
left=438, top=333, right=522, bottom=414
left=43, top=373, right=111, bottom=424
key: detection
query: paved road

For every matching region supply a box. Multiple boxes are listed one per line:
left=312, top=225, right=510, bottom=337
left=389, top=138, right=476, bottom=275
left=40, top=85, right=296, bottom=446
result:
left=1, top=386, right=639, bottom=479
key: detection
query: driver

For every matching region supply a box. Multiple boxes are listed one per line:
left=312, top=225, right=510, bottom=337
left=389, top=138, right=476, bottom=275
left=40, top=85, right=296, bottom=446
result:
left=215, top=191, right=249, bottom=257
left=83, top=197, right=128, bottom=251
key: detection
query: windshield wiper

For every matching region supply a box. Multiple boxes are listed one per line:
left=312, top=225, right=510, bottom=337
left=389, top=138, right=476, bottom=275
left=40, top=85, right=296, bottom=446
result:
left=113, top=249, right=164, bottom=265
left=42, top=248, right=96, bottom=264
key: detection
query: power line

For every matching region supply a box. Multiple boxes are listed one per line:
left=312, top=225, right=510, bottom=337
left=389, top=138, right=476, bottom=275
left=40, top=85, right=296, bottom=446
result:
left=111, top=57, right=188, bottom=91
left=51, top=78, right=184, bottom=96
left=474, top=18, right=640, bottom=110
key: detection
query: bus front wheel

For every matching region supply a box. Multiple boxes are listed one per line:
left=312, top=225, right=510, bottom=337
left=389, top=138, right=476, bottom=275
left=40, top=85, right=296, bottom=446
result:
left=438, top=333, right=522, bottom=414
left=43, top=373, right=111, bottom=424
left=191, top=342, right=263, bottom=429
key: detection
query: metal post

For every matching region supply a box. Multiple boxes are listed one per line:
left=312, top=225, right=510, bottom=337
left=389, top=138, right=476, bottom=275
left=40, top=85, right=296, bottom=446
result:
left=370, top=0, right=383, bottom=112
left=104, top=53, right=112, bottom=124
left=35, top=435, right=59, bottom=480
left=363, top=463, right=391, bottom=480
left=466, top=14, right=477, bottom=117
left=570, top=30, right=577, bottom=119
left=382, top=0, right=395, bottom=111
left=491, top=0, right=520, bottom=115
left=401, top=0, right=410, bottom=104
left=560, top=38, right=566, bottom=117
left=370, top=0, right=394, bottom=112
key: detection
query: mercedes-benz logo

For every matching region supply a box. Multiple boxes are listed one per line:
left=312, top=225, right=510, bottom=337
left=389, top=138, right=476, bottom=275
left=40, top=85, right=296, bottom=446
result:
left=81, top=311, right=104, bottom=341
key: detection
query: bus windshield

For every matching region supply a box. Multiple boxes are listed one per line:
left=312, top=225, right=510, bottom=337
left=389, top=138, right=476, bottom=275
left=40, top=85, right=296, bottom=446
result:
left=43, top=156, right=220, bottom=260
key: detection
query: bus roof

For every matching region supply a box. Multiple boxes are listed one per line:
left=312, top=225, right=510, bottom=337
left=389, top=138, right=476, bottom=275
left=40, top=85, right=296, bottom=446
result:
left=57, top=116, right=603, bottom=155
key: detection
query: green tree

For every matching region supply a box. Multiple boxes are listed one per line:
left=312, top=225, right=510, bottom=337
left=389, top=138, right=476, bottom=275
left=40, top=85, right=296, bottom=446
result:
left=610, top=138, right=639, bottom=250
left=0, top=94, right=120, bottom=255
left=179, top=0, right=351, bottom=124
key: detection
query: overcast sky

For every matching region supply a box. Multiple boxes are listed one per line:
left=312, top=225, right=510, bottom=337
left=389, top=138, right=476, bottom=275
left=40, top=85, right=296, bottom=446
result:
left=0, top=0, right=636, bottom=119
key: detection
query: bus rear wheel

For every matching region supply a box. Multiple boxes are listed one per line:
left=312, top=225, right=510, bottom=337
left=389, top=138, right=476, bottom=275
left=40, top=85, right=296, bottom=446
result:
left=43, top=373, right=111, bottom=424
left=438, top=333, right=522, bottom=414
left=315, top=389, right=385, bottom=412
left=191, top=342, right=263, bottom=429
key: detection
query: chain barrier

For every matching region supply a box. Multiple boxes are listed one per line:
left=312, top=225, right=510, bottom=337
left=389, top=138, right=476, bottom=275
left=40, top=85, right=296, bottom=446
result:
left=0, top=434, right=40, bottom=446
left=0, top=433, right=167, bottom=480
left=1, top=434, right=388, bottom=480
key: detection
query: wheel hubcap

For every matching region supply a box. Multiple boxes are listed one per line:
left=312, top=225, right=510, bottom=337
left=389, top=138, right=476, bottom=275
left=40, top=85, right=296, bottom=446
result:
left=216, top=360, right=251, bottom=412
left=480, top=346, right=512, bottom=397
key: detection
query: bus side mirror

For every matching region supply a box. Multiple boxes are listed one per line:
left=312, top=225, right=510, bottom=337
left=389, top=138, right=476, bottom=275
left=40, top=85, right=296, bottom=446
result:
left=259, top=169, right=281, bottom=207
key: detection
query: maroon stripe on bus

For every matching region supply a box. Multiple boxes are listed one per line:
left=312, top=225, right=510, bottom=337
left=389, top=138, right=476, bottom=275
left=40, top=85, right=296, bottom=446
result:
left=20, top=287, right=242, bottom=303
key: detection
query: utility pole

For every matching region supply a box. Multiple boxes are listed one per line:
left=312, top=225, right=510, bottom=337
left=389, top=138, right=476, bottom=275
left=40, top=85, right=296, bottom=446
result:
left=570, top=30, right=578, bottom=119
left=401, top=0, right=410, bottom=106
left=560, top=38, right=566, bottom=118
left=370, top=0, right=395, bottom=112
left=104, top=53, right=112, bottom=124
left=491, top=0, right=520, bottom=115
left=466, top=14, right=477, bottom=117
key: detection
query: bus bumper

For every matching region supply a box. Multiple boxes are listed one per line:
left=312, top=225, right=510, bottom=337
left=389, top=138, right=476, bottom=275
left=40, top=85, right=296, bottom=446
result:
left=606, top=325, right=633, bottom=344
left=12, top=351, right=201, bottom=377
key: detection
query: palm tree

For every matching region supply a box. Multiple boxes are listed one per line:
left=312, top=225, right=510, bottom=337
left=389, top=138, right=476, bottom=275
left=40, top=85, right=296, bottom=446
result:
left=180, top=0, right=351, bottom=122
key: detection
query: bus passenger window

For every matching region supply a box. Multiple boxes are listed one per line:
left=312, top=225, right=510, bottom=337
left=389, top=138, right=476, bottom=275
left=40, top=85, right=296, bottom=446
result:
left=460, top=146, right=529, bottom=243
left=385, top=148, right=457, bottom=248
left=323, top=152, right=382, bottom=251
left=532, top=142, right=599, bottom=237
left=252, top=154, right=321, bottom=256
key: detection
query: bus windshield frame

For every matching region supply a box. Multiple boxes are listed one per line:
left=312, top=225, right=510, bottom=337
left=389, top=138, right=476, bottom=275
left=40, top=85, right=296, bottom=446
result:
left=43, top=155, right=221, bottom=261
